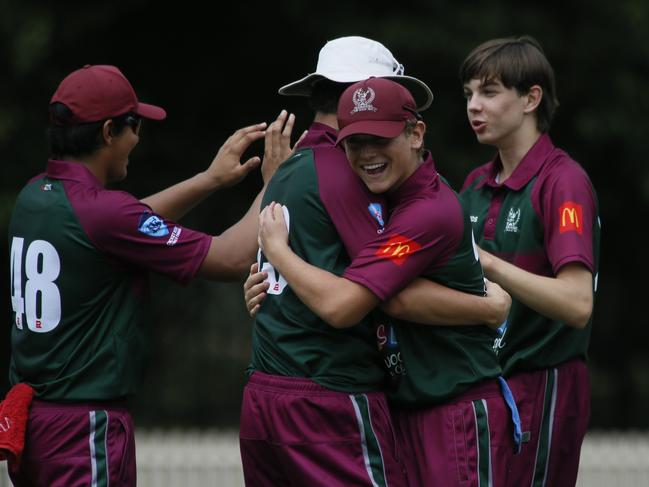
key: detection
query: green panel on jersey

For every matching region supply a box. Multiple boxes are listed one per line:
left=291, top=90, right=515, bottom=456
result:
left=389, top=190, right=501, bottom=407
left=249, top=149, right=384, bottom=392
left=460, top=176, right=599, bottom=375
left=9, top=177, right=149, bottom=400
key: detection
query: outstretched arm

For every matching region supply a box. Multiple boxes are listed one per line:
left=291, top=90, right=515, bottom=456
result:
left=479, top=247, right=593, bottom=328
left=142, top=122, right=267, bottom=221
left=196, top=112, right=305, bottom=281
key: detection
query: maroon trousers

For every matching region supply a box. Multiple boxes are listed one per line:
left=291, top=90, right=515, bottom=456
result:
left=239, top=371, right=407, bottom=486
left=505, top=359, right=590, bottom=487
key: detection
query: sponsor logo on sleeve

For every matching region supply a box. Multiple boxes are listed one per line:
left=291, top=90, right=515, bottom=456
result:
left=40, top=183, right=52, bottom=191
left=559, top=201, right=583, bottom=234
left=166, top=226, right=182, bottom=246
left=138, top=212, right=170, bottom=237
left=375, top=234, right=421, bottom=266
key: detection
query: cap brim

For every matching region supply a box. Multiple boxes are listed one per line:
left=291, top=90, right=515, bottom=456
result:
left=384, top=75, right=433, bottom=111
left=278, top=73, right=326, bottom=97
left=136, top=102, right=166, bottom=120
left=336, top=120, right=406, bottom=145
left=279, top=73, right=433, bottom=112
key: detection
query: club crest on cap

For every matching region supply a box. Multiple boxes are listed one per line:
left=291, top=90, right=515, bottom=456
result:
left=351, top=87, right=378, bottom=114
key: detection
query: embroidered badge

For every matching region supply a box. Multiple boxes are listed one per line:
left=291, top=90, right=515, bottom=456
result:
left=368, top=203, right=385, bottom=229
left=559, top=201, right=583, bottom=234
left=138, top=212, right=169, bottom=237
left=375, top=234, right=421, bottom=266
left=505, top=208, right=520, bottom=233
left=351, top=87, right=378, bottom=114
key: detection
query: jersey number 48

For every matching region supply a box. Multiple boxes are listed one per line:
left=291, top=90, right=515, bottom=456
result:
left=10, top=236, right=61, bottom=333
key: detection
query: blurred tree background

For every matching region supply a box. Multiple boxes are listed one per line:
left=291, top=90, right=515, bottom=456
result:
left=1, top=0, right=648, bottom=430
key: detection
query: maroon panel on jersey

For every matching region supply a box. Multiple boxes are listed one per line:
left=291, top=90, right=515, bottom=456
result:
left=298, top=123, right=388, bottom=260
left=343, top=155, right=465, bottom=301
left=47, top=160, right=211, bottom=284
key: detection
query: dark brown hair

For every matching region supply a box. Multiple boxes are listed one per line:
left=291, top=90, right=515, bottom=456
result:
left=459, top=36, right=559, bottom=132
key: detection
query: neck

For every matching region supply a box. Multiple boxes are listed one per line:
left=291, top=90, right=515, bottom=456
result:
left=313, top=112, right=338, bottom=130
left=497, top=121, right=542, bottom=181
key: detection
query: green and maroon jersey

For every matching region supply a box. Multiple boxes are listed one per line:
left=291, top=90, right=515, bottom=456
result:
left=8, top=160, right=211, bottom=401
left=249, top=123, right=389, bottom=392
left=343, top=154, right=501, bottom=407
left=460, top=134, right=600, bottom=376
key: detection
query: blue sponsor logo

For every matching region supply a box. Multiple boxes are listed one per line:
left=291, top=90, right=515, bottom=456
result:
left=138, top=212, right=169, bottom=237
left=368, top=203, right=385, bottom=228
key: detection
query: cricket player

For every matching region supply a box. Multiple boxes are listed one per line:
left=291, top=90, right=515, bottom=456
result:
left=459, top=36, right=600, bottom=487
left=6, top=64, right=289, bottom=486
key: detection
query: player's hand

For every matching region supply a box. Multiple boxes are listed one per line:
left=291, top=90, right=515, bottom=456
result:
left=258, top=202, right=289, bottom=258
left=484, top=279, right=511, bottom=329
left=244, top=263, right=269, bottom=318
left=204, top=122, right=267, bottom=189
left=261, top=110, right=308, bottom=184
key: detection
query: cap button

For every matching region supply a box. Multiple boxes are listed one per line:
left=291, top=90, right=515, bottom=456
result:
left=83, top=64, right=91, bottom=68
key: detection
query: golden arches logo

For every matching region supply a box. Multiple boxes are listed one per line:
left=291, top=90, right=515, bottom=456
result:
left=559, top=202, right=583, bottom=235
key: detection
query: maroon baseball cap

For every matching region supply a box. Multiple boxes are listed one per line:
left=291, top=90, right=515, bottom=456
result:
left=50, top=65, right=166, bottom=123
left=336, top=77, right=421, bottom=144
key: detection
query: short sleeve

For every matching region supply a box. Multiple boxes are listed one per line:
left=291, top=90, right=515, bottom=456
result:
left=535, top=160, right=598, bottom=274
left=71, top=187, right=211, bottom=284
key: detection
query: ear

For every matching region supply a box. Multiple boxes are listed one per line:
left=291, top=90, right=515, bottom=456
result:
left=102, top=120, right=114, bottom=145
left=523, top=85, right=543, bottom=114
left=409, top=120, right=426, bottom=150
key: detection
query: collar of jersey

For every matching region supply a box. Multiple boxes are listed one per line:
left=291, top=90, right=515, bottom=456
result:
left=388, top=151, right=438, bottom=203
left=296, top=122, right=338, bottom=151
left=477, top=133, right=555, bottom=191
left=46, top=159, right=103, bottom=188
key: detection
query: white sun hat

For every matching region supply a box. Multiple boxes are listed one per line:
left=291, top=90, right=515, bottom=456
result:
left=278, top=36, right=433, bottom=111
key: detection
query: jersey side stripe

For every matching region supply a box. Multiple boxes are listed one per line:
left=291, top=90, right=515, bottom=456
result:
left=531, top=369, right=557, bottom=487
left=349, top=394, right=388, bottom=487
left=89, top=410, right=110, bottom=487
left=473, top=399, right=493, bottom=487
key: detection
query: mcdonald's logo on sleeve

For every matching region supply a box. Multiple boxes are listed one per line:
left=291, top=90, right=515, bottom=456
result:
left=375, top=234, right=422, bottom=266
left=559, top=201, right=583, bottom=234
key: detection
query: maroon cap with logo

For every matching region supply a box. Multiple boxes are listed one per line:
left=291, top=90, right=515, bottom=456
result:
left=50, top=65, right=166, bottom=123
left=336, top=77, right=419, bottom=144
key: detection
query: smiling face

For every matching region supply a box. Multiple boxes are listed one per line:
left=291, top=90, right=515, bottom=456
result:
left=343, top=121, right=425, bottom=194
left=463, top=77, right=531, bottom=149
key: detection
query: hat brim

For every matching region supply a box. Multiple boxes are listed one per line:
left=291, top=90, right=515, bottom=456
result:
left=336, top=120, right=407, bottom=145
left=136, top=102, right=166, bottom=120
left=279, top=74, right=433, bottom=112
